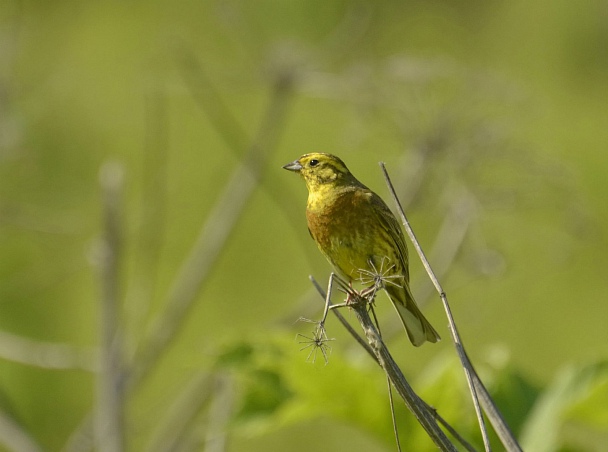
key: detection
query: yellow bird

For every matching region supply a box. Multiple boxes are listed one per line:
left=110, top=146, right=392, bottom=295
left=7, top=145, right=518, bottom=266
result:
left=283, top=153, right=440, bottom=346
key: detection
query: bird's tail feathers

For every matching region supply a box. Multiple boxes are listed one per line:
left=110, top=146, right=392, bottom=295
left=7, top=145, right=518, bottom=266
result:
left=387, top=287, right=441, bottom=347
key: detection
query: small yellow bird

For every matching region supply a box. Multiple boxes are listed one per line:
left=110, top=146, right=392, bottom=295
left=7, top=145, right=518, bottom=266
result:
left=283, top=153, right=440, bottom=346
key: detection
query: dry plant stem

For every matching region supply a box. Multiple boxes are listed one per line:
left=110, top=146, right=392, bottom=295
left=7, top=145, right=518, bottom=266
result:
left=372, top=310, right=403, bottom=452
left=416, top=189, right=475, bottom=302
left=178, top=43, right=311, bottom=253
left=467, top=352, right=522, bottom=452
left=64, top=62, right=295, bottom=452
left=0, top=330, right=98, bottom=371
left=125, top=86, right=171, bottom=347
left=146, top=373, right=212, bottom=452
left=97, top=162, right=126, bottom=452
left=350, top=295, right=457, bottom=451
left=177, top=47, right=249, bottom=156
left=179, top=45, right=310, bottom=258
left=62, top=415, right=94, bottom=452
left=385, top=189, right=475, bottom=340
left=0, top=408, right=43, bottom=452
left=203, top=373, right=234, bottom=452
left=380, top=162, right=516, bottom=452
left=386, top=376, right=402, bottom=452
left=380, top=162, right=490, bottom=451
left=130, top=72, right=295, bottom=388
left=309, top=276, right=477, bottom=452
left=387, top=168, right=522, bottom=452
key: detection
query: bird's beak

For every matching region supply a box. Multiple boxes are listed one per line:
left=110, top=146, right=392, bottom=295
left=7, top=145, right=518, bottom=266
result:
left=282, top=159, right=302, bottom=172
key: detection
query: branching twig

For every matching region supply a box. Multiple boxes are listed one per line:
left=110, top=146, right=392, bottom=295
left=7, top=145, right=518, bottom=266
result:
left=347, top=292, right=457, bottom=451
left=309, top=276, right=478, bottom=452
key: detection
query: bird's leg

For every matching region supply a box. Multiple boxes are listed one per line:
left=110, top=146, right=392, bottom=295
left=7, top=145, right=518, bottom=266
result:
left=300, top=273, right=352, bottom=342
left=333, top=278, right=361, bottom=307
left=318, top=273, right=353, bottom=329
left=313, top=272, right=340, bottom=340
left=317, top=272, right=336, bottom=333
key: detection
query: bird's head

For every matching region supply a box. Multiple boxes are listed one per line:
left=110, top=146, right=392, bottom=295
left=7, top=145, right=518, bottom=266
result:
left=282, top=153, right=359, bottom=192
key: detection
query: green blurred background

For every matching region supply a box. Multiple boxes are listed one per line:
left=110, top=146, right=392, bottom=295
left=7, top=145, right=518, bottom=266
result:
left=1, top=0, right=607, bottom=451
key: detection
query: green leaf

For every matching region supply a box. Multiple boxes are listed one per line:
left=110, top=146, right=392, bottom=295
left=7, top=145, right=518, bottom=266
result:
left=520, top=361, right=608, bottom=452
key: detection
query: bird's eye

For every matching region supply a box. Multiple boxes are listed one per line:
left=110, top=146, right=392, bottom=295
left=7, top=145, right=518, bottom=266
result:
left=309, top=159, right=319, bottom=167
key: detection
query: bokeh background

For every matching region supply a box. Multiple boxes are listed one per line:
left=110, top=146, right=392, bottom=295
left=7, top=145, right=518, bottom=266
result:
left=1, top=1, right=607, bottom=451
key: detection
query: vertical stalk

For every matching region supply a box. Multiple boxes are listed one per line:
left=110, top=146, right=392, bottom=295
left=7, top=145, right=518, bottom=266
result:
left=97, top=162, right=126, bottom=452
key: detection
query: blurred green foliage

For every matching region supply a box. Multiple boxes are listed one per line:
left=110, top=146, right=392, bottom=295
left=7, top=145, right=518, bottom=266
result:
left=1, top=0, right=607, bottom=450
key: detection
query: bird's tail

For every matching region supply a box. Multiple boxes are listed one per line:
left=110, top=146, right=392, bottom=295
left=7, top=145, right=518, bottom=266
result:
left=386, top=285, right=441, bottom=346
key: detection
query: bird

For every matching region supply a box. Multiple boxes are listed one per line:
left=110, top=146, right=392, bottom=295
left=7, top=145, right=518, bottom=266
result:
left=283, top=152, right=440, bottom=346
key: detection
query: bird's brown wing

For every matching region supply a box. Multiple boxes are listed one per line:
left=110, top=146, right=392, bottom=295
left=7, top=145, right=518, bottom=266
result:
left=368, top=190, right=441, bottom=346
left=368, top=192, right=410, bottom=282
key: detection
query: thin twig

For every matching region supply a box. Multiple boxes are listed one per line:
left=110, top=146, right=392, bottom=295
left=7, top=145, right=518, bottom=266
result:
left=177, top=47, right=249, bottom=157
left=124, top=85, right=171, bottom=350
left=381, top=162, right=499, bottom=452
left=145, top=373, right=212, bottom=452
left=386, top=376, right=402, bottom=452
left=0, top=330, right=98, bottom=371
left=63, top=415, right=95, bottom=452
left=178, top=45, right=313, bottom=266
left=97, top=161, right=126, bottom=452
